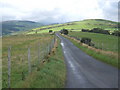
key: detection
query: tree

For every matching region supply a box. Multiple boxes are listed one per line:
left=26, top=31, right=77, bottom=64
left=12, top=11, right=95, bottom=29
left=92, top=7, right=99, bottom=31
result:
left=81, top=29, right=89, bottom=32
left=60, top=28, right=69, bottom=35
left=49, top=30, right=53, bottom=33
left=90, top=28, right=110, bottom=35
left=112, top=30, right=120, bottom=36
left=81, top=37, right=91, bottom=44
left=81, top=37, right=94, bottom=46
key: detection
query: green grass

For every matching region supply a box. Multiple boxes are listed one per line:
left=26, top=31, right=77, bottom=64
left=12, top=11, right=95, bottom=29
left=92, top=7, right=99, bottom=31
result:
left=2, top=34, right=53, bottom=88
left=2, top=34, right=66, bottom=88
left=72, top=19, right=118, bottom=31
left=13, top=38, right=66, bottom=88
left=69, top=31, right=119, bottom=53
left=2, top=18, right=119, bottom=88
left=25, top=19, right=118, bottom=34
left=64, top=34, right=118, bottom=68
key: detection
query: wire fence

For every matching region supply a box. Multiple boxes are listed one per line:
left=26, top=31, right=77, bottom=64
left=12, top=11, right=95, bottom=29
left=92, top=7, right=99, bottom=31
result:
left=2, top=36, right=56, bottom=88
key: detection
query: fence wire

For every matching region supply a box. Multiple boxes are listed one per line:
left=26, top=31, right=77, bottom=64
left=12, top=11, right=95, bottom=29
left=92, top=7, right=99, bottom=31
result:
left=2, top=38, right=56, bottom=88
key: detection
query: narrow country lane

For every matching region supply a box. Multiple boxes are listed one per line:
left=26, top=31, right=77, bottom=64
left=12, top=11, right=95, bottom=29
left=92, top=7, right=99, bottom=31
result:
left=56, top=33, right=119, bottom=88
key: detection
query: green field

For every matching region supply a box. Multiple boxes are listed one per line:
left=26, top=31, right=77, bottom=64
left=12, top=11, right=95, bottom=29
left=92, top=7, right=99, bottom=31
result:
left=2, top=19, right=119, bottom=88
left=25, top=19, right=118, bottom=34
left=69, top=31, right=119, bottom=52
left=2, top=34, right=66, bottom=88
left=20, top=19, right=119, bottom=69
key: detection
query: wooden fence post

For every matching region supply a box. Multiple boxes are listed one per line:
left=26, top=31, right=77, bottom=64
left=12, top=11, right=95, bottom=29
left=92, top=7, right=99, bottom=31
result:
left=54, top=35, right=56, bottom=44
left=8, top=46, right=11, bottom=88
left=50, top=42, right=52, bottom=52
left=38, top=43, right=40, bottom=64
left=52, top=39, right=54, bottom=48
left=47, top=44, right=49, bottom=54
left=98, top=43, right=99, bottom=49
left=51, top=40, right=53, bottom=49
left=28, top=47, right=31, bottom=73
left=114, top=45, right=116, bottom=51
left=102, top=43, right=103, bottom=50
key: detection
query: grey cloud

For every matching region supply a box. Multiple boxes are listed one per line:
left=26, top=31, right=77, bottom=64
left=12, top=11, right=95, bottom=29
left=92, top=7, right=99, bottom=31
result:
left=0, top=0, right=119, bottom=23
left=0, top=2, right=18, bottom=9
left=98, top=1, right=118, bottom=21
left=21, top=8, right=70, bottom=23
left=2, top=15, right=16, bottom=21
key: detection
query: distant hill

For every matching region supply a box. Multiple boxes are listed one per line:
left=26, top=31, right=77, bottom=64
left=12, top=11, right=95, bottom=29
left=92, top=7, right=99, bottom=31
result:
left=2, top=19, right=118, bottom=36
left=1, top=20, right=44, bottom=35
left=26, top=19, right=118, bottom=34
left=71, top=19, right=118, bottom=30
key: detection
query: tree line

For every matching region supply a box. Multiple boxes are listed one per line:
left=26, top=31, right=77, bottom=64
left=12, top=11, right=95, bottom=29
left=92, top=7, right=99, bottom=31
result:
left=82, top=28, right=120, bottom=37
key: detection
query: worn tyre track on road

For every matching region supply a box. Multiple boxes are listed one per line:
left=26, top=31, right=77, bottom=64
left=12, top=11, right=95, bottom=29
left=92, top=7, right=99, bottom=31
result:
left=56, top=33, right=118, bottom=88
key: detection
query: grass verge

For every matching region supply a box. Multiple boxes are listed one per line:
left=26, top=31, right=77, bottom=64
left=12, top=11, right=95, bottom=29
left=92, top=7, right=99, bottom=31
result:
left=13, top=38, right=66, bottom=88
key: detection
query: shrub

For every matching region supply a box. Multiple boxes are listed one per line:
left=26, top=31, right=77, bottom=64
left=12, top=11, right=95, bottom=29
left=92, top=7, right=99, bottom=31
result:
left=60, top=29, right=69, bottom=35
left=81, top=37, right=94, bottom=46
left=81, top=37, right=91, bottom=44
left=88, top=42, right=95, bottom=47
left=111, top=31, right=120, bottom=36
left=101, top=30, right=110, bottom=35
left=49, top=30, right=53, bottom=33
left=81, top=29, right=89, bottom=32
left=91, top=28, right=110, bottom=35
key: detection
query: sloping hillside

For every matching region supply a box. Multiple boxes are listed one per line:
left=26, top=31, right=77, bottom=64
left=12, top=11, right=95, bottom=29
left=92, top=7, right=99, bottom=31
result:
left=26, top=19, right=118, bottom=34
left=72, top=19, right=118, bottom=30
left=1, top=20, right=44, bottom=35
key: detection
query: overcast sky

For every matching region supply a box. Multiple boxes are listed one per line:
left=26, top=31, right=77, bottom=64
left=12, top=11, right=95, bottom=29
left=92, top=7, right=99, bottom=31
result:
left=0, top=0, right=119, bottom=23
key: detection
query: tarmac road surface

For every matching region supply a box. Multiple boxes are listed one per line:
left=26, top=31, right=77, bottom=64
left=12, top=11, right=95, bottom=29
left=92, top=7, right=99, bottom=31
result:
left=56, top=33, right=119, bottom=88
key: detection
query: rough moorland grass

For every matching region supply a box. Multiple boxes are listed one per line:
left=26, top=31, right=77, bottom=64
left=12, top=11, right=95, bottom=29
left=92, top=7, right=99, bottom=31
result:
left=2, top=34, right=52, bottom=88
left=13, top=38, right=66, bottom=88
left=2, top=34, right=66, bottom=88
left=63, top=35, right=118, bottom=68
